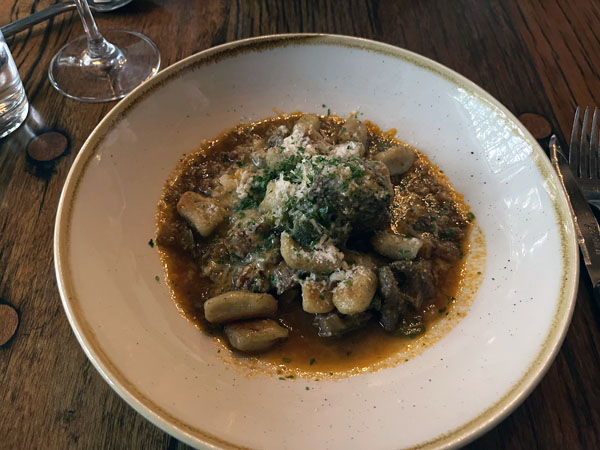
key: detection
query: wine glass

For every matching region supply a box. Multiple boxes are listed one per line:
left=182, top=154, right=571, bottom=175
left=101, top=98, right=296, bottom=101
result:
left=48, top=0, right=160, bottom=102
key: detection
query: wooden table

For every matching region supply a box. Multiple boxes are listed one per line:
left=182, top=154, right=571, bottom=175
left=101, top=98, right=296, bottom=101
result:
left=1, top=1, right=599, bottom=448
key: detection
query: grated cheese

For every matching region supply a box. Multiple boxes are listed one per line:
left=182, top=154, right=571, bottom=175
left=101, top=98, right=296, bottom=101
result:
left=312, top=241, right=344, bottom=266
left=236, top=168, right=255, bottom=199
left=329, top=141, right=364, bottom=158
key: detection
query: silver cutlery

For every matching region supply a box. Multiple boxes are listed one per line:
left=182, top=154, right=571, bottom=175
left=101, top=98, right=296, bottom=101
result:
left=568, top=106, right=600, bottom=210
left=550, top=133, right=600, bottom=305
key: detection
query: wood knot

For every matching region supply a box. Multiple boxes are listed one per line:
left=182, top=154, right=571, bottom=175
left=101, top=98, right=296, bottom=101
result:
left=518, top=113, right=552, bottom=140
left=0, top=303, right=19, bottom=346
left=27, top=131, right=69, bottom=162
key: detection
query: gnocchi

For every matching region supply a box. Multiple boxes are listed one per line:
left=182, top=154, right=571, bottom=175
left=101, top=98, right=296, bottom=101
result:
left=331, top=266, right=378, bottom=315
left=372, top=145, right=417, bottom=176
left=177, top=191, right=225, bottom=237
left=280, top=232, right=343, bottom=274
left=301, top=278, right=335, bottom=313
left=224, top=319, right=289, bottom=352
left=371, top=231, right=423, bottom=261
left=204, top=291, right=277, bottom=323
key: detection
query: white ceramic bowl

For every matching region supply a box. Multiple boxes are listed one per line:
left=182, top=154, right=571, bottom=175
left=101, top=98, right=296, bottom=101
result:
left=54, top=34, right=577, bottom=449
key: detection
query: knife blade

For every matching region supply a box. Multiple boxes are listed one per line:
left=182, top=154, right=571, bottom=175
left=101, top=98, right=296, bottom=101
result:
left=550, top=135, right=600, bottom=302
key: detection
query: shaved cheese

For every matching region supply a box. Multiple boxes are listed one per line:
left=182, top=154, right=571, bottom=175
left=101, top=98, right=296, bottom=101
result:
left=236, top=169, right=254, bottom=199
left=312, top=241, right=344, bottom=266
left=260, top=175, right=295, bottom=217
left=279, top=123, right=317, bottom=157
left=329, top=141, right=364, bottom=158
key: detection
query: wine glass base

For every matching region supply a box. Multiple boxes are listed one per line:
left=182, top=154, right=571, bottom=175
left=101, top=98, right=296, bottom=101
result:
left=48, top=30, right=160, bottom=102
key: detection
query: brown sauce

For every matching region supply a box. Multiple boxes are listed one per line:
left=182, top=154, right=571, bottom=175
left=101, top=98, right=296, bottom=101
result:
left=156, top=113, right=478, bottom=376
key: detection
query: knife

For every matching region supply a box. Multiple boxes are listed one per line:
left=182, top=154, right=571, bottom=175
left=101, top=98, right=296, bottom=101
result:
left=550, top=135, right=600, bottom=304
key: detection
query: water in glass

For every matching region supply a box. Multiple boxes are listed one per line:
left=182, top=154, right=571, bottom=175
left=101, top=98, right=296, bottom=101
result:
left=0, top=31, right=28, bottom=138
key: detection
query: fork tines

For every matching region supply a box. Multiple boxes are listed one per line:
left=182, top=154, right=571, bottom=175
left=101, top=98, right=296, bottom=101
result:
left=569, top=106, right=600, bottom=179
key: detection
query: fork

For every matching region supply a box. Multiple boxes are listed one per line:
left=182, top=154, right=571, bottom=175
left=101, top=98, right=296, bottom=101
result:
left=568, top=106, right=600, bottom=209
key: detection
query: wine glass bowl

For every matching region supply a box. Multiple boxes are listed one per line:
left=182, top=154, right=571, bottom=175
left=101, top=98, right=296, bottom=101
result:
left=48, top=1, right=160, bottom=102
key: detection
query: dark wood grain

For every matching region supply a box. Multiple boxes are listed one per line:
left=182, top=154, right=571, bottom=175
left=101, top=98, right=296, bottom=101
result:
left=1, top=1, right=599, bottom=448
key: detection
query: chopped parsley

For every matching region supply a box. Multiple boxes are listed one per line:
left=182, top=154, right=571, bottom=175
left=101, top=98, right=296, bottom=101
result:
left=439, top=228, right=457, bottom=241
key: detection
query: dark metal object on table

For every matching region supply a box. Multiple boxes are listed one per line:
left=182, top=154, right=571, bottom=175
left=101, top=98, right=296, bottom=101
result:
left=0, top=0, right=132, bottom=37
left=550, top=134, right=600, bottom=306
left=568, top=106, right=600, bottom=210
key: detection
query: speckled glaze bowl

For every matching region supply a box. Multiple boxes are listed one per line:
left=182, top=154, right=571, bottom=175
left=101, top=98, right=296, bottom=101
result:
left=54, top=34, right=577, bottom=449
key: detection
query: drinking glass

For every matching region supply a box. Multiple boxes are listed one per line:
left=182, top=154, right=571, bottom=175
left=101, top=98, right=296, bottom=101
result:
left=0, top=30, right=28, bottom=138
left=48, top=0, right=160, bottom=102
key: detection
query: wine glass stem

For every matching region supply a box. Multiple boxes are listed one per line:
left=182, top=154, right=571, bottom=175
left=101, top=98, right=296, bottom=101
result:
left=74, top=0, right=111, bottom=58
